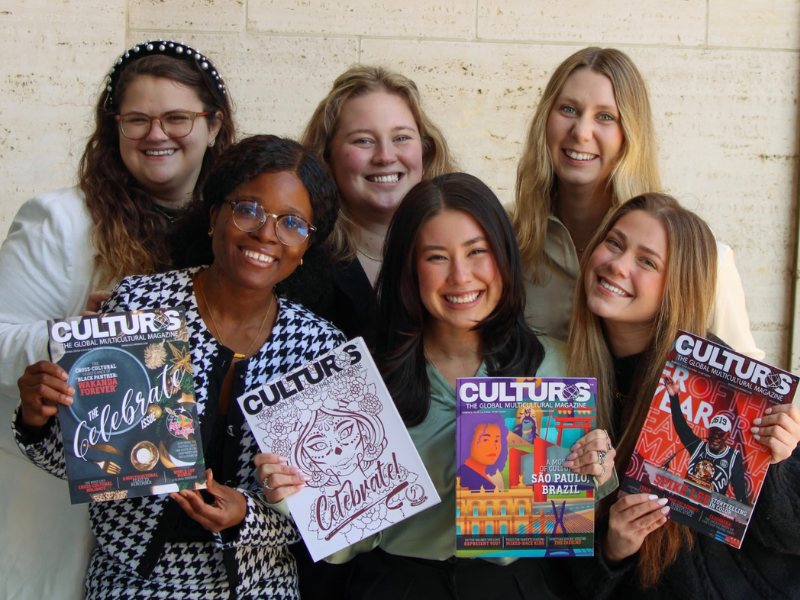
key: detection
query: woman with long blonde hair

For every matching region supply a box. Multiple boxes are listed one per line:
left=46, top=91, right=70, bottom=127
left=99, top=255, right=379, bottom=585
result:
left=513, top=47, right=761, bottom=359
left=566, top=193, right=800, bottom=598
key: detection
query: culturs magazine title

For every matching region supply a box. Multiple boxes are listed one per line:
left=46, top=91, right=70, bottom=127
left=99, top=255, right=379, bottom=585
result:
left=48, top=308, right=206, bottom=504
left=621, top=331, right=799, bottom=548
left=455, top=377, right=597, bottom=558
left=238, top=337, right=439, bottom=562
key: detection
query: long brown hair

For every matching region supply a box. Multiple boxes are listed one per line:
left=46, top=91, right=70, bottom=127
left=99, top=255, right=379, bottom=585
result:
left=301, top=65, right=457, bottom=261
left=513, top=47, right=659, bottom=281
left=79, top=54, right=235, bottom=285
left=568, top=193, right=718, bottom=587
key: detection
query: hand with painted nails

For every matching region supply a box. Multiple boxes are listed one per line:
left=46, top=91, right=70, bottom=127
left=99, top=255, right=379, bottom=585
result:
left=81, top=290, right=112, bottom=315
left=563, top=428, right=616, bottom=486
left=254, top=452, right=310, bottom=504
left=169, top=469, right=247, bottom=533
left=18, top=360, right=75, bottom=430
left=604, top=493, right=670, bottom=564
left=751, top=404, right=800, bottom=464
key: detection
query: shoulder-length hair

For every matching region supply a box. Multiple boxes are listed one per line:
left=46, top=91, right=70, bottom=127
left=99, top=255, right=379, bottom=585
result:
left=300, top=65, right=458, bottom=261
left=173, top=134, right=339, bottom=274
left=79, top=53, right=236, bottom=286
left=567, top=192, right=717, bottom=587
left=458, top=412, right=510, bottom=475
left=513, top=47, right=660, bottom=281
left=374, top=172, right=545, bottom=426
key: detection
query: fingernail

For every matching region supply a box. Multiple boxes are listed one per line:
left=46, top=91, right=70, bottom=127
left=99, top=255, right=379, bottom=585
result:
left=563, top=460, right=574, bottom=467
left=657, top=498, right=668, bottom=506
left=278, top=456, right=289, bottom=463
left=661, top=506, right=670, bottom=514
left=289, top=466, right=301, bottom=475
left=765, top=407, right=773, bottom=414
left=566, top=452, right=577, bottom=460
left=648, top=495, right=658, bottom=501
left=753, top=418, right=762, bottom=425
left=751, top=427, right=760, bottom=434
left=300, top=475, right=311, bottom=482
left=67, top=386, right=75, bottom=395
left=64, top=396, right=73, bottom=405
left=753, top=434, right=761, bottom=440
left=570, top=443, right=580, bottom=451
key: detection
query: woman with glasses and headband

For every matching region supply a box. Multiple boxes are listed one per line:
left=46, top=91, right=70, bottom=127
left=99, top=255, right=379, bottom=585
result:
left=15, top=135, right=345, bottom=598
left=0, top=40, right=234, bottom=599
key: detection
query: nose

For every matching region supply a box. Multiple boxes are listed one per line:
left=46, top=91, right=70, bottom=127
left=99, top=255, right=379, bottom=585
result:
left=447, top=256, right=472, bottom=285
left=252, top=214, right=280, bottom=244
left=372, top=140, right=397, bottom=165
left=570, top=114, right=592, bottom=143
left=145, top=118, right=170, bottom=141
left=607, top=252, right=631, bottom=277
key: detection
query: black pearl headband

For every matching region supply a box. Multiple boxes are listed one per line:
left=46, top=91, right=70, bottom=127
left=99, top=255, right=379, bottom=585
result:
left=103, top=39, right=227, bottom=110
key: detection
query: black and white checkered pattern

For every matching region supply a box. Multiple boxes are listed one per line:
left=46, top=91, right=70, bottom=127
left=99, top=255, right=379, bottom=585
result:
left=14, top=267, right=346, bottom=599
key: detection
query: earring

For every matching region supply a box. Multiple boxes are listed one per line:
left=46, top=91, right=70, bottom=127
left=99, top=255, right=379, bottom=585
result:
left=300, top=258, right=304, bottom=266
left=207, top=226, right=214, bottom=237
left=208, top=138, right=216, bottom=148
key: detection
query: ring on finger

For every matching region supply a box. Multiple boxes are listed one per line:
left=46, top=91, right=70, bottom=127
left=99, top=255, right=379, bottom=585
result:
left=262, top=476, right=275, bottom=492
left=597, top=450, right=606, bottom=466
left=600, top=466, right=606, bottom=478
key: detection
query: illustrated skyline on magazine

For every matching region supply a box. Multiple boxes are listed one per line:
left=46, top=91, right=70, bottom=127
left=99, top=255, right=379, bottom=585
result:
left=455, top=377, right=596, bottom=558
left=49, top=308, right=206, bottom=504
left=238, top=337, right=440, bottom=562
left=620, top=331, right=799, bottom=548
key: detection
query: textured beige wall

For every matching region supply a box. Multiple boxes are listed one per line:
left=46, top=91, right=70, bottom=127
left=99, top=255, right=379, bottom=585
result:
left=1, top=1, right=798, bottom=367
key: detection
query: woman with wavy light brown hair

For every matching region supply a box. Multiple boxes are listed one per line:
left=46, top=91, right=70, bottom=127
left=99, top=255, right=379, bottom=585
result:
left=0, top=40, right=234, bottom=600
left=513, top=47, right=762, bottom=360
left=566, top=193, right=800, bottom=599
left=298, top=65, right=457, bottom=338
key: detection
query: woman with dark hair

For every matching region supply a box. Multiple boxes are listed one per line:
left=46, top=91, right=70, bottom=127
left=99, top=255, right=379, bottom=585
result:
left=0, top=40, right=235, bottom=599
left=261, top=172, right=616, bottom=599
left=15, top=135, right=345, bottom=598
left=566, top=193, right=800, bottom=599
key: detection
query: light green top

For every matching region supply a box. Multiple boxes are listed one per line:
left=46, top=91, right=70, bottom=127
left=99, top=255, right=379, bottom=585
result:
left=327, top=335, right=568, bottom=563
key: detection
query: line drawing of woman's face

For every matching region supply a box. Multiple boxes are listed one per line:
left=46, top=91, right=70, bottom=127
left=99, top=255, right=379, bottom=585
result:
left=301, top=412, right=365, bottom=477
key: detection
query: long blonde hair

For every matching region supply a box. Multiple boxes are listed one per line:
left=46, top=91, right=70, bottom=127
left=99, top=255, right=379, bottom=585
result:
left=300, top=65, right=457, bottom=260
left=568, top=193, right=717, bottom=587
left=513, top=47, right=660, bottom=281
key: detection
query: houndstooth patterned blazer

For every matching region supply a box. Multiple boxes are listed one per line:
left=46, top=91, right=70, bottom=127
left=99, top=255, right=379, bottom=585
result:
left=14, top=267, right=346, bottom=599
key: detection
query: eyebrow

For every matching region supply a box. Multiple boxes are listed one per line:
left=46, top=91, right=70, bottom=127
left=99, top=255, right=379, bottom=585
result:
left=609, top=228, right=664, bottom=261
left=234, top=195, right=309, bottom=218
left=344, top=125, right=418, bottom=136
left=420, top=236, right=487, bottom=253
left=557, top=95, right=619, bottom=114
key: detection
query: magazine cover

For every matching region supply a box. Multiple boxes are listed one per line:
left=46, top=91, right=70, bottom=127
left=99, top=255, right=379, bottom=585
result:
left=238, top=337, right=440, bottom=562
left=620, top=330, right=799, bottom=548
left=455, top=377, right=597, bottom=558
left=48, top=308, right=206, bottom=504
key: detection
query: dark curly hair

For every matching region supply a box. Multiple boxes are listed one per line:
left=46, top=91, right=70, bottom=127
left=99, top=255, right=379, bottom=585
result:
left=173, top=135, right=339, bottom=309
left=80, top=53, right=235, bottom=285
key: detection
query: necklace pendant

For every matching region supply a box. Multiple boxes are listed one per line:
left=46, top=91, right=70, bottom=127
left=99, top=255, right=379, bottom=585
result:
left=233, top=352, right=246, bottom=360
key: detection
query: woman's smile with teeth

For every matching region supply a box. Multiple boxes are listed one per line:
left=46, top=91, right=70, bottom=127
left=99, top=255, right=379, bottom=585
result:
left=367, top=173, right=400, bottom=183
left=445, top=291, right=481, bottom=304
left=144, top=149, right=176, bottom=156
left=243, top=249, right=275, bottom=264
left=599, top=278, right=630, bottom=297
left=564, top=149, right=596, bottom=161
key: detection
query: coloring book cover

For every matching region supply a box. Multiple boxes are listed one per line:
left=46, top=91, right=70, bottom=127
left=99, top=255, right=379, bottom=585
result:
left=49, top=308, right=206, bottom=504
left=238, top=337, right=440, bottom=562
left=620, top=331, right=799, bottom=548
left=455, top=377, right=596, bottom=557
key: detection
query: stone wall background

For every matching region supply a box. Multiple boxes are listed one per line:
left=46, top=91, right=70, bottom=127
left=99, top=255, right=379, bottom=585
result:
left=1, top=1, right=798, bottom=367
